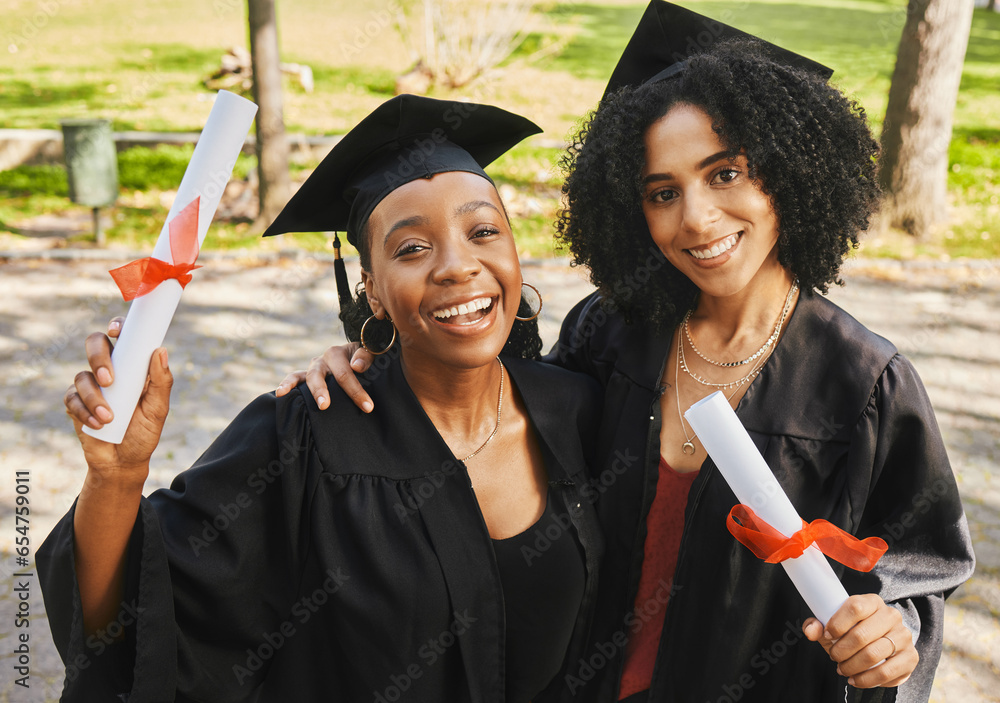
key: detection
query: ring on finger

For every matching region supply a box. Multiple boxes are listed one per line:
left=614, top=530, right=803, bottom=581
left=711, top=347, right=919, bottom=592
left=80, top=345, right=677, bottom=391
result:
left=880, top=634, right=897, bottom=658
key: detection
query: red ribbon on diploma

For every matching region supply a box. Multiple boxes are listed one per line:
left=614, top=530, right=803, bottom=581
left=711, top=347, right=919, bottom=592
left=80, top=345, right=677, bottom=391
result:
left=727, top=504, right=888, bottom=572
left=109, top=197, right=203, bottom=301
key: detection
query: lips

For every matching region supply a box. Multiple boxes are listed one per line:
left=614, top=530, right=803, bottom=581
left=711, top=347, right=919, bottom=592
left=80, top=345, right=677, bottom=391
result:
left=687, top=232, right=741, bottom=260
left=431, top=296, right=495, bottom=325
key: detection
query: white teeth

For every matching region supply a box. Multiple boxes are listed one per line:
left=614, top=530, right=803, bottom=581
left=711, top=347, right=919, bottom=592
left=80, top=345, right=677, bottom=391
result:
left=689, top=234, right=739, bottom=260
left=432, top=297, right=492, bottom=320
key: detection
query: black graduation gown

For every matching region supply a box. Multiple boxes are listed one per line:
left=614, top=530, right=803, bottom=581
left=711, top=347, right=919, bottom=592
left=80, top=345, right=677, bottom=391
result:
left=544, top=290, right=975, bottom=703
left=37, top=355, right=605, bottom=703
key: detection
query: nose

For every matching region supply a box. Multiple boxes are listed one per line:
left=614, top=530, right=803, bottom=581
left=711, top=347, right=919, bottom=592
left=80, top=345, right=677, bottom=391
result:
left=431, top=239, right=481, bottom=285
left=680, top=185, right=721, bottom=235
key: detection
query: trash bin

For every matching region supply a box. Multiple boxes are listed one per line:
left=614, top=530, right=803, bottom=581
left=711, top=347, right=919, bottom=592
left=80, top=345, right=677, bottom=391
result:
left=60, top=118, right=118, bottom=245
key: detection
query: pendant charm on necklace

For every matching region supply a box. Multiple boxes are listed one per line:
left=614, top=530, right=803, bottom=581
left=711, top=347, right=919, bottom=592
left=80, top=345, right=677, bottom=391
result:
left=682, top=440, right=696, bottom=455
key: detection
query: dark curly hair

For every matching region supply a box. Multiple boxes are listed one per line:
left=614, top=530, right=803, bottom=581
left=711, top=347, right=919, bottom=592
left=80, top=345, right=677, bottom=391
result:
left=340, top=219, right=543, bottom=360
left=556, top=39, right=881, bottom=330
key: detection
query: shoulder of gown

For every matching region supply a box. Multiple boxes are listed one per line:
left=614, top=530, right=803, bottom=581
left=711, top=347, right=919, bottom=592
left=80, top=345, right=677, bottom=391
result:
left=544, top=291, right=673, bottom=391
left=37, top=389, right=325, bottom=703
left=304, top=352, right=604, bottom=482
left=739, top=290, right=899, bottom=441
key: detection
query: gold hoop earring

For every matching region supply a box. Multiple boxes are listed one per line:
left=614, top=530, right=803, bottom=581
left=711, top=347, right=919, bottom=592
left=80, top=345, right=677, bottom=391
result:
left=360, top=314, right=397, bottom=355
left=515, top=282, right=543, bottom=321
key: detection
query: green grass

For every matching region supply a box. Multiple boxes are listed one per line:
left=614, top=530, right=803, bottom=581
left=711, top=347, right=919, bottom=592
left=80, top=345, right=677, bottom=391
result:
left=309, top=65, right=397, bottom=98
left=0, top=165, right=68, bottom=198
left=511, top=3, right=647, bottom=82
left=0, top=146, right=258, bottom=196
left=0, top=147, right=317, bottom=252
left=492, top=144, right=564, bottom=188
left=1, top=0, right=998, bottom=258
left=116, top=144, right=257, bottom=190
left=939, top=127, right=1000, bottom=259
left=0, top=0, right=408, bottom=133
left=0, top=44, right=227, bottom=131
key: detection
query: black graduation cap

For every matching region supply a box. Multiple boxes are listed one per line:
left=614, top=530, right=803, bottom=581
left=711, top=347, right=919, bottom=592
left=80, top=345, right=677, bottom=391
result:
left=263, top=94, right=540, bottom=246
left=602, top=1, right=833, bottom=100
left=263, top=94, right=541, bottom=310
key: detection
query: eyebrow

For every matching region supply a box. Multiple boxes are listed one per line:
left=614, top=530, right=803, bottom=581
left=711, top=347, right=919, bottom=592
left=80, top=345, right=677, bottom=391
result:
left=642, top=150, right=734, bottom=185
left=384, top=215, right=430, bottom=245
left=455, top=200, right=502, bottom=216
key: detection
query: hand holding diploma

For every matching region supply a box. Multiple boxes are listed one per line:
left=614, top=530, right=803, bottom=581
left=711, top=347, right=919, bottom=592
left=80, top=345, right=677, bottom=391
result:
left=64, top=322, right=172, bottom=479
left=802, top=593, right=917, bottom=688
left=63, top=318, right=174, bottom=635
left=684, top=391, right=918, bottom=688
left=82, top=90, right=257, bottom=444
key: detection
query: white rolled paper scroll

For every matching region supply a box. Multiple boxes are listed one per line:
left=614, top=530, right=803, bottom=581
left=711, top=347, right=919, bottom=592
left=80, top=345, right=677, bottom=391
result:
left=684, top=391, right=848, bottom=624
left=83, top=90, right=258, bottom=444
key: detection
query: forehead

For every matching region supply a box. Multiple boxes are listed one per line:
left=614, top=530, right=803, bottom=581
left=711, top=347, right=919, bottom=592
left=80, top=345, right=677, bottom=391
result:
left=643, top=103, right=730, bottom=171
left=371, top=171, right=500, bottom=222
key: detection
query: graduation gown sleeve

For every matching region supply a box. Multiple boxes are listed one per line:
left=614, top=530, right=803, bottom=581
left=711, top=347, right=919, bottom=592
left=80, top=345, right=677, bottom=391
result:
left=38, top=391, right=321, bottom=703
left=842, top=354, right=975, bottom=702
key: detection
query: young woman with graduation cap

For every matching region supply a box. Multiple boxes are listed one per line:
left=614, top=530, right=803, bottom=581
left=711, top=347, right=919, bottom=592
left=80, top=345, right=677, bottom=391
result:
left=43, top=95, right=606, bottom=703
left=285, top=3, right=974, bottom=702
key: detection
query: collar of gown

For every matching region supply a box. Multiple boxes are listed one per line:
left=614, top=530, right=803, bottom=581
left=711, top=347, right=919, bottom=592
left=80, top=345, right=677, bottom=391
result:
left=298, top=354, right=589, bottom=485
left=589, top=290, right=900, bottom=443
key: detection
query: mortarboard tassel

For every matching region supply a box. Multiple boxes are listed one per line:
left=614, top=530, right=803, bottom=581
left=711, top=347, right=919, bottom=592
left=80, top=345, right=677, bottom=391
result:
left=332, top=234, right=352, bottom=313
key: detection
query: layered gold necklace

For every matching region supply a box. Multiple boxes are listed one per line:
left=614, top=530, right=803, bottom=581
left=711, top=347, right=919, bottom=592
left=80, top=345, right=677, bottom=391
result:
left=674, top=280, right=798, bottom=455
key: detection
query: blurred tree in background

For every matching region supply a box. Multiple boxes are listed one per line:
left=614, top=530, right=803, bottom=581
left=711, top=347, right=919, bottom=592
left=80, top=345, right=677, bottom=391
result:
left=247, top=0, right=290, bottom=230
left=879, top=0, right=974, bottom=238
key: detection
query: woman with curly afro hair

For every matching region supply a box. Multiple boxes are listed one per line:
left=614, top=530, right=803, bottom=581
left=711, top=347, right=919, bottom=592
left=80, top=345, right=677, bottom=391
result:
left=546, top=17, right=970, bottom=703
left=283, top=4, right=973, bottom=703
left=556, top=41, right=879, bottom=331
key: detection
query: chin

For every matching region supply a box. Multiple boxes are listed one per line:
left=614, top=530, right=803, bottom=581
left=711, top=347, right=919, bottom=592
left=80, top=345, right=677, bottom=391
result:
left=686, top=256, right=784, bottom=299
left=408, top=334, right=510, bottom=371
left=683, top=268, right=747, bottom=297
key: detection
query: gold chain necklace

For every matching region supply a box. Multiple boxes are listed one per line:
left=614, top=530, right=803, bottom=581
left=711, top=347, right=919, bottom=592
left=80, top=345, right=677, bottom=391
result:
left=461, top=358, right=505, bottom=462
left=684, top=281, right=798, bottom=367
left=673, top=281, right=797, bottom=455
left=678, top=333, right=766, bottom=389
left=678, top=280, right=797, bottom=389
left=674, top=332, right=768, bottom=454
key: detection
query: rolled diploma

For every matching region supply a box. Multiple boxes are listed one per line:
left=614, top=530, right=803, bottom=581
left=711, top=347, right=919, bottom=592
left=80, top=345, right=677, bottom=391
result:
left=82, top=90, right=258, bottom=445
left=684, top=391, right=848, bottom=624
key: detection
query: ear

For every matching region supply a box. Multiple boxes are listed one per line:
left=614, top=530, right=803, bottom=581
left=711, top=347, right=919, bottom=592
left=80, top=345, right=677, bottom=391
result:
left=360, top=270, right=388, bottom=320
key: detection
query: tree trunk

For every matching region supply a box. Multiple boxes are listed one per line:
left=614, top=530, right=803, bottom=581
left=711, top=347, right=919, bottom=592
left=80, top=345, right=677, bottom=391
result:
left=247, top=0, right=291, bottom=230
left=988, top=0, right=996, bottom=13
left=879, top=0, right=973, bottom=238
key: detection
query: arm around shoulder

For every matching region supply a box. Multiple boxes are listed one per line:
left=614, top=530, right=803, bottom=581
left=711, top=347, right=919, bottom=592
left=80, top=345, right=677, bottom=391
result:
left=544, top=292, right=608, bottom=379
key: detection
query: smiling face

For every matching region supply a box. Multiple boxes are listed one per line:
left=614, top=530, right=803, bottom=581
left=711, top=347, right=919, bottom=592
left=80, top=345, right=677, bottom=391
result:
left=641, top=103, right=784, bottom=299
left=362, top=171, right=521, bottom=371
